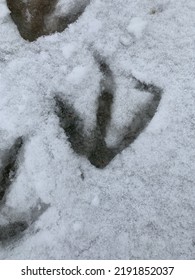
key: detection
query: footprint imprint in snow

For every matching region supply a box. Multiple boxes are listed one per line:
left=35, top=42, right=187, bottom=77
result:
left=6, top=0, right=90, bottom=41
left=55, top=55, right=162, bottom=169
left=0, top=138, right=49, bottom=242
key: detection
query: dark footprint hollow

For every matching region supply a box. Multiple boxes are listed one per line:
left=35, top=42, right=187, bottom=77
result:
left=0, top=137, right=27, bottom=242
left=6, top=0, right=90, bottom=41
left=55, top=58, right=162, bottom=169
left=0, top=221, right=28, bottom=242
left=54, top=95, right=90, bottom=156
left=0, top=137, right=23, bottom=201
left=0, top=200, right=49, bottom=242
left=88, top=90, right=115, bottom=168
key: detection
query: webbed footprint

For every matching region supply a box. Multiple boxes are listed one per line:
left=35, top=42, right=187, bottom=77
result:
left=6, top=0, right=90, bottom=41
left=55, top=56, right=162, bottom=168
left=0, top=138, right=49, bottom=242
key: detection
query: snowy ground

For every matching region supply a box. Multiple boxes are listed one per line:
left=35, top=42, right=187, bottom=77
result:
left=0, top=0, right=195, bottom=259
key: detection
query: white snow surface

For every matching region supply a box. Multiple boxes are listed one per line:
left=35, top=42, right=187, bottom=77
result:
left=0, top=0, right=195, bottom=259
left=127, top=17, right=147, bottom=39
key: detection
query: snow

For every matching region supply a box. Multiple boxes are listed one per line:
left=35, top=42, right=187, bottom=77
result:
left=91, top=195, right=100, bottom=207
left=0, top=0, right=9, bottom=22
left=0, top=0, right=195, bottom=259
left=61, top=43, right=76, bottom=59
left=127, top=17, right=147, bottom=39
left=66, top=65, right=90, bottom=84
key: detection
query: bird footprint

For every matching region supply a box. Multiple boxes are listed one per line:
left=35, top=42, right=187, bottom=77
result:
left=6, top=0, right=90, bottom=41
left=0, top=138, right=49, bottom=242
left=55, top=56, right=162, bottom=168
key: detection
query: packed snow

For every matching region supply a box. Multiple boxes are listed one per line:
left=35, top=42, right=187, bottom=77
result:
left=127, top=17, right=147, bottom=39
left=0, top=0, right=195, bottom=259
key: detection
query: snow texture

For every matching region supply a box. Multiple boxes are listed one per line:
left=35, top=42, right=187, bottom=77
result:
left=0, top=0, right=9, bottom=23
left=127, top=17, right=147, bottom=39
left=0, top=0, right=195, bottom=259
